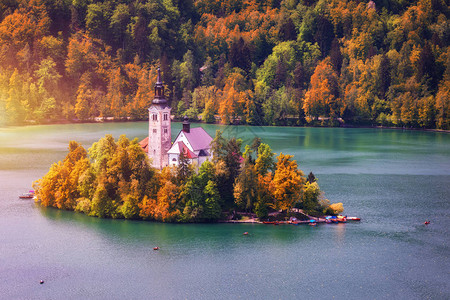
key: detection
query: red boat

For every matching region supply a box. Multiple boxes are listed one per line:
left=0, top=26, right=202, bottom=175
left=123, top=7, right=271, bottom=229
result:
left=19, top=191, right=35, bottom=199
left=263, top=221, right=279, bottom=225
left=336, top=216, right=347, bottom=223
left=347, top=217, right=361, bottom=221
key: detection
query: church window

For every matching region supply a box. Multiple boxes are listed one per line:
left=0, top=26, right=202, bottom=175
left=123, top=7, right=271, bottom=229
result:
left=152, top=114, right=158, bottom=121
left=164, top=114, right=168, bottom=121
left=172, top=158, right=177, bottom=162
left=153, top=129, right=157, bottom=133
left=164, top=128, right=168, bottom=134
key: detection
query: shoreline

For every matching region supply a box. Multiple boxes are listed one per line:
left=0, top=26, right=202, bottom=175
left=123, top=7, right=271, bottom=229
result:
left=4, top=118, right=449, bottom=134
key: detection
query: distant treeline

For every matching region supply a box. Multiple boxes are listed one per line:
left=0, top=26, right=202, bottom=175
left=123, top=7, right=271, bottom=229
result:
left=33, top=132, right=342, bottom=222
left=0, top=0, right=448, bottom=129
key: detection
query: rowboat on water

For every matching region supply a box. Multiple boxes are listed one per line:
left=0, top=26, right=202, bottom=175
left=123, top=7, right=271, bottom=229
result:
left=19, top=190, right=34, bottom=199
left=262, top=221, right=279, bottom=225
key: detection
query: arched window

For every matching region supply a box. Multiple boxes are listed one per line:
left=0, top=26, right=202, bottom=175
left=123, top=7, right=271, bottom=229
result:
left=164, top=114, right=168, bottom=121
left=152, top=114, right=158, bottom=121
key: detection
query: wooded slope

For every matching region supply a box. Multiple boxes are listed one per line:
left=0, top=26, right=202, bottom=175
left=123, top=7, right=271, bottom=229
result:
left=0, top=0, right=448, bottom=129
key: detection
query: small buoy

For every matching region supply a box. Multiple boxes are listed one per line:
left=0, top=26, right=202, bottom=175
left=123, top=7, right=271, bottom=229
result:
left=153, top=246, right=159, bottom=250
left=243, top=232, right=248, bottom=235
left=40, top=280, right=44, bottom=284
left=424, top=221, right=430, bottom=225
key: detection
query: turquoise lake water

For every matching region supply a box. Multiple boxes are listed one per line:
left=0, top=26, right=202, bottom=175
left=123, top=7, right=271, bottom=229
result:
left=0, top=122, right=449, bottom=299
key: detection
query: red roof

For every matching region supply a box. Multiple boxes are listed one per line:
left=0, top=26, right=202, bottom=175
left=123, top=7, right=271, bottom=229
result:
left=178, top=141, right=198, bottom=159
left=139, top=137, right=149, bottom=153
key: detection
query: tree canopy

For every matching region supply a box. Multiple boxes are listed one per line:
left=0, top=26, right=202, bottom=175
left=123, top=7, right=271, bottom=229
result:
left=34, top=132, right=338, bottom=222
left=1, top=0, right=447, bottom=129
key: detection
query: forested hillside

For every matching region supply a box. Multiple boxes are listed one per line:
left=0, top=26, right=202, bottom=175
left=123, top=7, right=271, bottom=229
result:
left=0, top=0, right=448, bottom=129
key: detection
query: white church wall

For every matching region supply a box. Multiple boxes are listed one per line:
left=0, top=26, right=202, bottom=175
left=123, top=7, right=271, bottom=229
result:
left=169, top=153, right=179, bottom=167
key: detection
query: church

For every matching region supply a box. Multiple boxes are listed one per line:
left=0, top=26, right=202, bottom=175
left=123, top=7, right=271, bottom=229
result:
left=139, top=68, right=213, bottom=170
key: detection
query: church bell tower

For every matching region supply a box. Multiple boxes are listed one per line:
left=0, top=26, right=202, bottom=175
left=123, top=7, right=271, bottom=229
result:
left=148, top=67, right=171, bottom=170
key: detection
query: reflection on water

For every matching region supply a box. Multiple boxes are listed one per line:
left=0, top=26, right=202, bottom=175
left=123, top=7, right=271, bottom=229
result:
left=333, top=223, right=346, bottom=247
left=39, top=206, right=319, bottom=250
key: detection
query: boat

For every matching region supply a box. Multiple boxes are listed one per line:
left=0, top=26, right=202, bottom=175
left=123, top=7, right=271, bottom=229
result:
left=326, top=216, right=339, bottom=223
left=19, top=191, right=34, bottom=199
left=263, top=221, right=279, bottom=225
left=336, top=216, right=347, bottom=223
left=347, top=217, right=361, bottom=221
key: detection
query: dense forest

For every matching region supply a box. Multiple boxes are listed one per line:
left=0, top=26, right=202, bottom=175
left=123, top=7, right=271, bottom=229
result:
left=33, top=133, right=342, bottom=221
left=0, top=0, right=448, bottom=129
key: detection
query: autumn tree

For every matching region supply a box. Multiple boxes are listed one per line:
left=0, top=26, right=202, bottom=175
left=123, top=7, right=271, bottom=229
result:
left=218, top=71, right=249, bottom=124
left=34, top=141, right=89, bottom=210
left=152, top=167, right=181, bottom=222
left=272, top=153, right=305, bottom=212
left=106, top=67, right=125, bottom=117
left=81, top=134, right=156, bottom=218
left=303, top=58, right=341, bottom=121
left=234, top=146, right=258, bottom=212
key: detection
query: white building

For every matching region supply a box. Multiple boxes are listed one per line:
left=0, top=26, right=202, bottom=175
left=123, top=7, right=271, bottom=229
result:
left=140, top=68, right=213, bottom=170
left=167, top=116, right=213, bottom=167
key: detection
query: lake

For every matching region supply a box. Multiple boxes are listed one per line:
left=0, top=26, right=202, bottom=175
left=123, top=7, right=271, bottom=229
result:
left=1, top=122, right=449, bottom=299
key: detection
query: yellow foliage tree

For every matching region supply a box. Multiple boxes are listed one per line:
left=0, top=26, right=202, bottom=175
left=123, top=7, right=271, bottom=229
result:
left=126, top=63, right=158, bottom=119
left=436, top=80, right=449, bottom=129
left=329, top=202, right=344, bottom=214
left=138, top=196, right=156, bottom=220
left=272, top=153, right=305, bottom=212
left=34, top=141, right=89, bottom=210
left=154, top=181, right=181, bottom=222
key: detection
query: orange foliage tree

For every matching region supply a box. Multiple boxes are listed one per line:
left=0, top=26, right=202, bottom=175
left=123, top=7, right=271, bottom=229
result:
left=303, top=58, right=341, bottom=120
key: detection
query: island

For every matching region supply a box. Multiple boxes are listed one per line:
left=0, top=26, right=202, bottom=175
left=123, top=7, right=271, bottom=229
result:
left=33, top=131, right=343, bottom=223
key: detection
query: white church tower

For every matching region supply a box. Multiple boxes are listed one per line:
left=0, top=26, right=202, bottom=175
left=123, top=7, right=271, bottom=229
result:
left=148, top=68, right=171, bottom=170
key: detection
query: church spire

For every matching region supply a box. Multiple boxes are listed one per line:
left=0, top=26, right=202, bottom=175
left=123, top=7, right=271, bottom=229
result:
left=153, top=67, right=166, bottom=105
